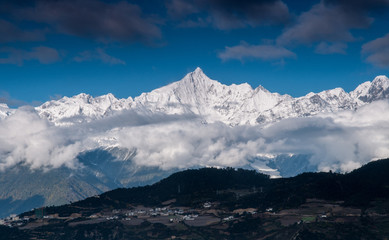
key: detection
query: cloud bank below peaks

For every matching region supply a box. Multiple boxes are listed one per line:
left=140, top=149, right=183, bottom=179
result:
left=261, top=100, right=389, bottom=172
left=0, top=107, right=82, bottom=171
left=1, top=101, right=389, bottom=174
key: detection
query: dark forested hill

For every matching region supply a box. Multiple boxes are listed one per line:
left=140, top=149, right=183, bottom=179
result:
left=2, top=159, right=389, bottom=240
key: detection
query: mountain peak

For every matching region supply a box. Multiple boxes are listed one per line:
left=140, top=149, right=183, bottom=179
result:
left=189, top=67, right=208, bottom=80
left=371, top=75, right=389, bottom=89
left=194, top=67, right=203, bottom=74
left=181, top=67, right=215, bottom=87
left=350, top=75, right=389, bottom=103
left=70, top=93, right=92, bottom=102
left=373, top=75, right=388, bottom=81
left=95, top=93, right=117, bottom=102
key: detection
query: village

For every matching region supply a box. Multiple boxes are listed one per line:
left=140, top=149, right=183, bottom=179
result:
left=0, top=201, right=236, bottom=229
left=0, top=198, right=365, bottom=231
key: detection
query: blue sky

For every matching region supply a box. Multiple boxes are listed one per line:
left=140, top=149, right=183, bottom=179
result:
left=1, top=0, right=389, bottom=107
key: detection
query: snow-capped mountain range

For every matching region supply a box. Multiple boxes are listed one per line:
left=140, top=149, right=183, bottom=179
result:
left=1, top=68, right=389, bottom=218
left=1, top=67, right=386, bottom=126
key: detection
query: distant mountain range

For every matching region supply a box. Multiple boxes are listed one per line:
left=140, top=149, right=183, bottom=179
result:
left=1, top=68, right=389, bottom=126
left=1, top=68, right=389, bottom=218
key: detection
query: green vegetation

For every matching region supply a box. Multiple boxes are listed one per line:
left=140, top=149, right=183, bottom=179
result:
left=301, top=216, right=315, bottom=223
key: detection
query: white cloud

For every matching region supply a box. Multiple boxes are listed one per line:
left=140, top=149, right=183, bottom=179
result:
left=114, top=122, right=266, bottom=170
left=261, top=100, right=389, bottom=172
left=95, top=100, right=389, bottom=173
left=1, top=101, right=389, bottom=175
left=0, top=107, right=82, bottom=171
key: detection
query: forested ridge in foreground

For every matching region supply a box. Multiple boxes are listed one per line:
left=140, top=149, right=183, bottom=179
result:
left=1, top=158, right=389, bottom=239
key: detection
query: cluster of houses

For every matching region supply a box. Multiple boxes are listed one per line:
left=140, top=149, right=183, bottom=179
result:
left=125, top=207, right=184, bottom=217
left=0, top=204, right=210, bottom=228
left=1, top=201, right=266, bottom=228
left=87, top=206, right=205, bottom=223
left=0, top=214, right=30, bottom=227
left=203, top=202, right=212, bottom=208
left=222, top=216, right=234, bottom=222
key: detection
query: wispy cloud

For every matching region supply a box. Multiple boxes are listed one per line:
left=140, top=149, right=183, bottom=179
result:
left=17, top=0, right=162, bottom=44
left=362, top=33, right=389, bottom=68
left=0, top=19, right=45, bottom=43
left=277, top=3, right=365, bottom=46
left=0, top=46, right=60, bottom=66
left=218, top=42, right=296, bottom=62
left=276, top=0, right=389, bottom=54
left=166, top=0, right=290, bottom=30
left=74, top=48, right=125, bottom=65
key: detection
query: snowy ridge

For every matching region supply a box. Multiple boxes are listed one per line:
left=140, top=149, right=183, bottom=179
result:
left=36, top=93, right=133, bottom=125
left=351, top=75, right=389, bottom=103
left=133, top=67, right=289, bottom=125
left=134, top=70, right=387, bottom=125
left=0, top=103, right=14, bottom=119
left=6, top=68, right=388, bottom=126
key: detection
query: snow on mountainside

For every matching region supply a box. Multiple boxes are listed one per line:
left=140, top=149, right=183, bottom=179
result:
left=0, top=103, right=14, bottom=119
left=133, top=67, right=289, bottom=125
left=256, top=88, right=358, bottom=123
left=20, top=68, right=389, bottom=126
left=36, top=93, right=133, bottom=125
left=351, top=75, right=389, bottom=103
left=133, top=71, right=388, bottom=125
